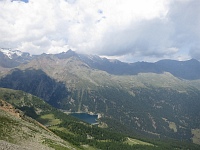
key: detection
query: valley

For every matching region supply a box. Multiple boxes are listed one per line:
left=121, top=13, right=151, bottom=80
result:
left=0, top=49, right=200, bottom=149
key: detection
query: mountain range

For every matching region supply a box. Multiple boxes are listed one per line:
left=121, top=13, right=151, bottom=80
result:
left=0, top=48, right=200, bottom=148
left=1, top=48, right=200, bottom=80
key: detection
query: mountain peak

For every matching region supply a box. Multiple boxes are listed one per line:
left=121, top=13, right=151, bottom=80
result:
left=187, top=58, right=199, bottom=63
left=0, top=48, right=32, bottom=68
left=0, top=48, right=23, bottom=59
left=55, top=49, right=78, bottom=59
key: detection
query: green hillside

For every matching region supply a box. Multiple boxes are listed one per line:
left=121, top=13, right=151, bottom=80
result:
left=1, top=88, right=200, bottom=149
left=0, top=88, right=154, bottom=149
left=0, top=98, right=75, bottom=150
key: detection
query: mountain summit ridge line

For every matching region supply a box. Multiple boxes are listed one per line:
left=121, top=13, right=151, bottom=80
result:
left=1, top=48, right=200, bottom=80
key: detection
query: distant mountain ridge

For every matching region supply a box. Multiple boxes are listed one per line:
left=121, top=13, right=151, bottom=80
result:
left=82, top=57, right=200, bottom=80
left=54, top=50, right=200, bottom=80
left=0, top=48, right=200, bottom=80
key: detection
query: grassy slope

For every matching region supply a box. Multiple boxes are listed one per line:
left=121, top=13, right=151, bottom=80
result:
left=192, top=129, right=200, bottom=145
left=0, top=99, right=74, bottom=150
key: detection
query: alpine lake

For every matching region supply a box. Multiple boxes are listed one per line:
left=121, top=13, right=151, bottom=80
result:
left=70, top=113, right=98, bottom=124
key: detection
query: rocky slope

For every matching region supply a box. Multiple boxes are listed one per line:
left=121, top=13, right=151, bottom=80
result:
left=0, top=98, right=76, bottom=150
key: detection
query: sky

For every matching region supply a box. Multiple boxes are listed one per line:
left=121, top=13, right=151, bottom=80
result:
left=0, top=0, right=200, bottom=62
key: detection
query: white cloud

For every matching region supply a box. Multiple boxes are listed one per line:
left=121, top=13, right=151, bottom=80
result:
left=0, top=0, right=199, bottom=61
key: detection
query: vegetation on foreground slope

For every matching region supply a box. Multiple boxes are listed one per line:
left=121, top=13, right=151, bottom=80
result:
left=0, top=99, right=75, bottom=150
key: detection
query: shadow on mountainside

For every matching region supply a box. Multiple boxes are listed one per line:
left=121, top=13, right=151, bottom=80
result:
left=0, top=69, right=69, bottom=108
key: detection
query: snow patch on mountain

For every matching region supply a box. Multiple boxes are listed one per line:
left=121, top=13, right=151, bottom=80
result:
left=0, top=48, right=23, bottom=59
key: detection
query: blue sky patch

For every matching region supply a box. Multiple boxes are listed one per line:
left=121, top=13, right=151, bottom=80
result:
left=12, top=0, right=29, bottom=3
